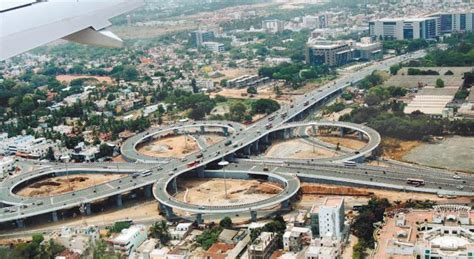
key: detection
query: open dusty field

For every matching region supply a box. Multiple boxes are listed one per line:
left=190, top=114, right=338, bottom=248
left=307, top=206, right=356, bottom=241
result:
left=265, top=139, right=338, bottom=159
left=381, top=137, right=422, bottom=161
left=317, top=136, right=367, bottom=150
left=16, top=174, right=124, bottom=197
left=403, top=136, right=474, bottom=173
left=174, top=178, right=283, bottom=206
left=203, top=135, right=225, bottom=145
left=210, top=86, right=292, bottom=104
left=297, top=183, right=470, bottom=205
left=55, top=75, right=113, bottom=84
left=137, top=135, right=198, bottom=158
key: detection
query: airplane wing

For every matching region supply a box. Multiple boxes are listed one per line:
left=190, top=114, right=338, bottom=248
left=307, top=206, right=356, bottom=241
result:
left=0, top=0, right=144, bottom=61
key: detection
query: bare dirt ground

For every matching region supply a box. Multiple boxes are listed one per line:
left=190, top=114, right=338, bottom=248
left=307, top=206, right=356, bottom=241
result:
left=55, top=75, right=113, bottom=84
left=137, top=135, right=198, bottom=158
left=317, top=136, right=367, bottom=150
left=16, top=174, right=124, bottom=197
left=210, top=86, right=292, bottom=104
left=204, top=135, right=225, bottom=145
left=216, top=68, right=257, bottom=80
left=297, top=183, right=470, bottom=204
left=112, top=23, right=198, bottom=39
left=381, top=137, right=422, bottom=161
left=174, top=178, right=282, bottom=207
left=265, top=139, right=338, bottom=159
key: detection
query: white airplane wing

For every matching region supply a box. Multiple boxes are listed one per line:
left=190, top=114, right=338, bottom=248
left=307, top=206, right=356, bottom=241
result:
left=0, top=0, right=144, bottom=61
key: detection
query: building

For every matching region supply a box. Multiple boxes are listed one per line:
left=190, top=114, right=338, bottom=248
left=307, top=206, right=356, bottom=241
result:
left=169, top=222, right=193, bottom=240
left=226, top=75, right=270, bottom=89
left=0, top=156, right=15, bottom=177
left=135, top=239, right=158, bottom=259
left=248, top=232, right=279, bottom=259
left=431, top=11, right=474, bottom=33
left=262, top=19, right=284, bottom=34
left=369, top=17, right=439, bottom=40
left=283, top=227, right=312, bottom=252
left=191, top=30, right=215, bottom=47
left=305, top=39, right=352, bottom=67
left=317, top=197, right=345, bottom=239
left=353, top=38, right=383, bottom=61
left=110, top=225, right=147, bottom=257
left=201, top=41, right=225, bottom=53
left=380, top=205, right=474, bottom=259
left=304, top=236, right=344, bottom=259
left=54, top=226, right=100, bottom=257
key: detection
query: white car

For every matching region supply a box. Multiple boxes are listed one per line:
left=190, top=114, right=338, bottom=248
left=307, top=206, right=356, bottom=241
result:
left=452, top=174, right=461, bottom=179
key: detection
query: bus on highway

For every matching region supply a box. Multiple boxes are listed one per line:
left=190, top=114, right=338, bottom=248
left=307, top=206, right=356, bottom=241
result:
left=406, top=178, right=425, bottom=186
left=343, top=161, right=357, bottom=167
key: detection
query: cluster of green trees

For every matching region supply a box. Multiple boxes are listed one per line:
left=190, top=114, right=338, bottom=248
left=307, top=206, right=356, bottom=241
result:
left=196, top=226, right=223, bottom=250
left=421, top=32, right=474, bottom=66
left=149, top=220, right=171, bottom=245
left=407, top=68, right=439, bottom=75
left=249, top=215, right=286, bottom=248
left=341, top=106, right=474, bottom=140
left=165, top=90, right=216, bottom=120
left=0, top=234, right=65, bottom=259
left=352, top=198, right=391, bottom=259
left=259, top=62, right=331, bottom=87
left=382, top=39, right=429, bottom=55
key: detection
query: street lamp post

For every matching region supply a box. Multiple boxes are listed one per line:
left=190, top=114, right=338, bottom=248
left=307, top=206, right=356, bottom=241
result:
left=218, top=160, right=229, bottom=199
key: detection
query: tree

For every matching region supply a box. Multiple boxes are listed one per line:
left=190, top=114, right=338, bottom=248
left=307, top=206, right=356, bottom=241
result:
left=108, top=221, right=131, bottom=233
left=150, top=220, right=171, bottom=245
left=251, top=99, right=280, bottom=114
left=98, top=143, right=114, bottom=158
left=436, top=78, right=444, bottom=88
left=219, top=217, right=233, bottom=228
left=44, top=147, right=55, bottom=161
left=229, top=102, right=247, bottom=122
left=389, top=64, right=401, bottom=75
left=214, top=95, right=227, bottom=103
left=191, top=78, right=199, bottom=93
left=247, top=86, right=257, bottom=95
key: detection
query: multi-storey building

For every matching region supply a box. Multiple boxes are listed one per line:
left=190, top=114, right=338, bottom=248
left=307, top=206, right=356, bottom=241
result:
left=317, top=197, right=345, bottom=239
left=262, top=20, right=284, bottom=34
left=248, top=232, right=279, bottom=259
left=305, top=39, right=353, bottom=67
left=191, top=30, right=215, bottom=47
left=369, top=17, right=439, bottom=40
left=110, top=225, right=147, bottom=257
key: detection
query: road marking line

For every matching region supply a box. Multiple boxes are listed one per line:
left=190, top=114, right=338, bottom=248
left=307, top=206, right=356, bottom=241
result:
left=249, top=166, right=256, bottom=171
left=271, top=167, right=279, bottom=172
left=50, top=197, right=54, bottom=205
left=106, top=183, right=114, bottom=189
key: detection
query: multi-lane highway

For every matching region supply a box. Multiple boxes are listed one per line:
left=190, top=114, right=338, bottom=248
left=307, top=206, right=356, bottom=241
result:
left=2, top=49, right=470, bottom=226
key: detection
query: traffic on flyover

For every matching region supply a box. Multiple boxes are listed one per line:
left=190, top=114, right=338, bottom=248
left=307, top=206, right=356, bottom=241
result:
left=1, top=49, right=471, bottom=226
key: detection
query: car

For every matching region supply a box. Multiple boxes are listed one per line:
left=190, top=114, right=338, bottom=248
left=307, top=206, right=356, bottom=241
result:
left=132, top=172, right=140, bottom=178
left=452, top=174, right=461, bottom=179
left=457, top=185, right=464, bottom=190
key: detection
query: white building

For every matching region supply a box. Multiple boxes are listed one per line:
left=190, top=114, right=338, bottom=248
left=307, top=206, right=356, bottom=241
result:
left=262, top=19, right=284, bottom=34
left=55, top=226, right=100, bottom=256
left=305, top=237, right=344, bottom=259
left=170, top=222, right=193, bottom=240
left=0, top=156, right=15, bottom=177
left=318, top=197, right=345, bottom=239
left=201, top=41, right=225, bottom=53
left=369, top=17, right=439, bottom=40
left=283, top=227, right=312, bottom=252
left=111, top=225, right=147, bottom=257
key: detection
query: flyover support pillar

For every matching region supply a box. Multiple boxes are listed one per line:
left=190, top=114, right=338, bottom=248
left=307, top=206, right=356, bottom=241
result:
left=16, top=219, right=25, bottom=228
left=312, top=125, right=317, bottom=136
left=144, top=185, right=152, bottom=198
left=200, top=126, right=205, bottom=134
left=196, top=166, right=205, bottom=178
left=281, top=200, right=290, bottom=209
left=116, top=194, right=123, bottom=208
left=158, top=202, right=174, bottom=218
left=196, top=213, right=203, bottom=224
left=252, top=141, right=259, bottom=154
left=357, top=131, right=364, bottom=140
left=250, top=210, right=257, bottom=222
left=339, top=128, right=345, bottom=137
left=288, top=128, right=294, bottom=139
left=263, top=134, right=269, bottom=144
left=244, top=145, right=251, bottom=156
left=85, top=203, right=92, bottom=215
left=222, top=127, right=229, bottom=137
left=52, top=211, right=59, bottom=222
left=171, top=178, right=178, bottom=194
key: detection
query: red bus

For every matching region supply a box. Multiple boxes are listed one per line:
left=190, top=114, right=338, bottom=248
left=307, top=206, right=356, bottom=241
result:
left=406, top=178, right=425, bottom=186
